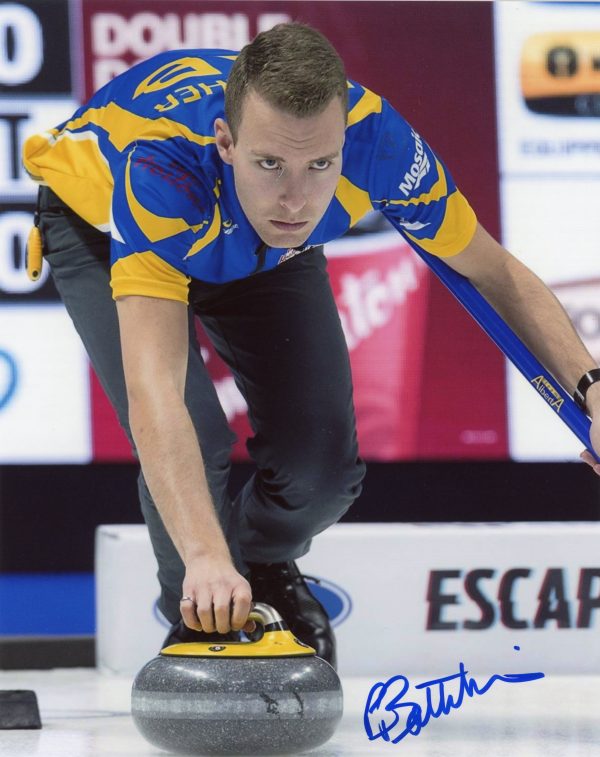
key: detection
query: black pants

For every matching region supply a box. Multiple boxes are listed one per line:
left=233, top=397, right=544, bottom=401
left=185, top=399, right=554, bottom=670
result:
left=38, top=186, right=366, bottom=623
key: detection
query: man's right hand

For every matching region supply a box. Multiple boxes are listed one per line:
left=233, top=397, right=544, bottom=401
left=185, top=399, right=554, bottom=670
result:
left=179, top=555, right=255, bottom=634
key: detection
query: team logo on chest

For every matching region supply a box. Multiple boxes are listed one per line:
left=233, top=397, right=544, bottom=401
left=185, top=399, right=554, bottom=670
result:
left=222, top=219, right=239, bottom=235
left=277, top=245, right=314, bottom=265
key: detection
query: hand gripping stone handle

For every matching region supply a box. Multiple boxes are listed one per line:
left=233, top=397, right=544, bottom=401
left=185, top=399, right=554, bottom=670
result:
left=414, top=247, right=599, bottom=463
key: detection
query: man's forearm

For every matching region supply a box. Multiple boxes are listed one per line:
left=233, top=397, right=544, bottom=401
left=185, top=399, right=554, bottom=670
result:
left=129, top=391, right=231, bottom=564
left=475, top=254, right=598, bottom=399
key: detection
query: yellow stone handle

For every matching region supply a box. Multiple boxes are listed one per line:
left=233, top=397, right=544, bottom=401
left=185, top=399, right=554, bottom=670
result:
left=161, top=602, right=315, bottom=657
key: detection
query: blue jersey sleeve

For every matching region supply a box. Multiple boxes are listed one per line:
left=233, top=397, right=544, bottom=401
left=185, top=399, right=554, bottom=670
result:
left=370, top=99, right=477, bottom=257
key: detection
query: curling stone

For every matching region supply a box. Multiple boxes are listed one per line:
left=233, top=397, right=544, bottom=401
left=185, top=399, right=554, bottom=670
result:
left=131, top=602, right=343, bottom=755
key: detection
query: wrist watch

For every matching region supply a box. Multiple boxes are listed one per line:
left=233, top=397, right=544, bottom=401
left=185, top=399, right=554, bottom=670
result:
left=573, top=369, right=600, bottom=415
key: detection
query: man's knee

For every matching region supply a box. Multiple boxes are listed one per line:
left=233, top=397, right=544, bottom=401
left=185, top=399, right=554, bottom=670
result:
left=259, top=444, right=365, bottom=518
left=302, top=451, right=365, bottom=505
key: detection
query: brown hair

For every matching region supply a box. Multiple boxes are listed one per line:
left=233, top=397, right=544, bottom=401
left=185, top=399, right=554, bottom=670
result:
left=225, top=22, right=348, bottom=142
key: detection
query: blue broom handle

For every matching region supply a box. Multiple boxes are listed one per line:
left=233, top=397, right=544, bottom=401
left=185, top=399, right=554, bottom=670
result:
left=414, top=249, right=598, bottom=462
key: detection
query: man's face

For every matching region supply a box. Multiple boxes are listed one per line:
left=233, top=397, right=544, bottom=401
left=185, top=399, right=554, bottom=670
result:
left=215, top=90, right=346, bottom=248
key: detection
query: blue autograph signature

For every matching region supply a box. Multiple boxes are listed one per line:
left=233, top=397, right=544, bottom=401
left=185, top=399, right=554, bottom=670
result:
left=364, top=651, right=545, bottom=744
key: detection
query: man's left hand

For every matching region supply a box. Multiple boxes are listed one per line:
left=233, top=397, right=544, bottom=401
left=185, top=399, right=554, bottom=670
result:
left=581, top=385, right=600, bottom=475
left=580, top=413, right=600, bottom=476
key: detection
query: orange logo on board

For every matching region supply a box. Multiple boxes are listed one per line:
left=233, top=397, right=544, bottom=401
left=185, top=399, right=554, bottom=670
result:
left=521, top=32, right=600, bottom=115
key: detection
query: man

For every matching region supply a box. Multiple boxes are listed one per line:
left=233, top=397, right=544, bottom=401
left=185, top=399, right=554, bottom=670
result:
left=23, top=23, right=600, bottom=668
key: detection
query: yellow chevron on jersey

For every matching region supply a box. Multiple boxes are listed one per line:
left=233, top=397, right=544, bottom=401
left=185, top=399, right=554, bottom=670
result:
left=403, top=191, right=477, bottom=257
left=184, top=203, right=222, bottom=260
left=124, top=151, right=207, bottom=243
left=60, top=103, right=215, bottom=154
left=335, top=176, right=373, bottom=227
left=347, top=86, right=382, bottom=127
left=22, top=48, right=477, bottom=301
left=133, top=57, right=225, bottom=98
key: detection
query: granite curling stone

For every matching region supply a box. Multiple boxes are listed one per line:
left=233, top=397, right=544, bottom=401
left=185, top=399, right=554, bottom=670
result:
left=131, top=602, right=343, bottom=755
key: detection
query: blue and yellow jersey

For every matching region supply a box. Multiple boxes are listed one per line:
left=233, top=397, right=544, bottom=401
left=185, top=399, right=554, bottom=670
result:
left=22, top=49, right=477, bottom=303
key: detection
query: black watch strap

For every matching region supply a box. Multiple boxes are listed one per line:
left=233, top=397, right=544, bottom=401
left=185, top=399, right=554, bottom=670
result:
left=573, top=368, right=600, bottom=414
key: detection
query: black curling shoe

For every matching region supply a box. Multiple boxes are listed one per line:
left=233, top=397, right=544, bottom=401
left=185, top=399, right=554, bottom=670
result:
left=248, top=560, right=337, bottom=669
left=161, top=620, right=241, bottom=649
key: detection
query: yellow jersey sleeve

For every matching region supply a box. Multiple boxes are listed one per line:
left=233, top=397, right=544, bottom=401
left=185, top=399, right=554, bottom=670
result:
left=110, top=249, right=191, bottom=303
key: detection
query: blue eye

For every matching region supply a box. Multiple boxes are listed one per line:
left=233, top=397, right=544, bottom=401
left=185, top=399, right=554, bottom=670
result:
left=311, top=160, right=331, bottom=170
left=259, top=159, right=280, bottom=170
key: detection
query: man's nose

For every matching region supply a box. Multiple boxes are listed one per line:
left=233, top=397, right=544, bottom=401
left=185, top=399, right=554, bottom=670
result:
left=279, top=175, right=307, bottom=215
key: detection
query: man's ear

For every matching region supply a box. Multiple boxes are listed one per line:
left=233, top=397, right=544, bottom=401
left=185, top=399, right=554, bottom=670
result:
left=214, top=118, right=234, bottom=165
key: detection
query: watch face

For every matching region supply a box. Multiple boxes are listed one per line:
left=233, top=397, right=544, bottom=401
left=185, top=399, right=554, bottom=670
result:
left=521, top=31, right=600, bottom=116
